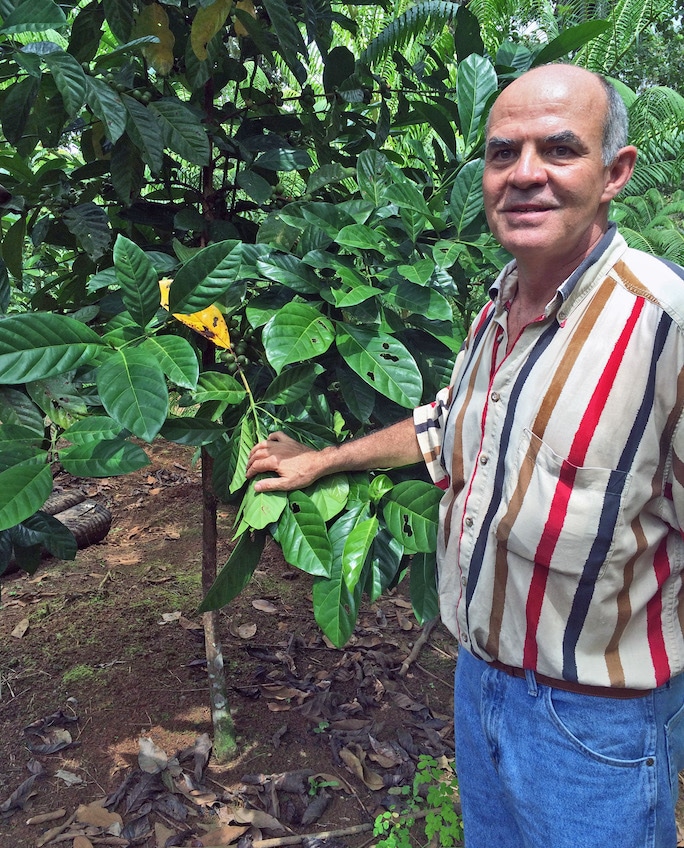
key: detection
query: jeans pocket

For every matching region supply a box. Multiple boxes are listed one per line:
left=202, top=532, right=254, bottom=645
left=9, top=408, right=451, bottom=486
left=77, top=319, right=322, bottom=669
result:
left=546, top=687, right=653, bottom=765
left=665, top=699, right=684, bottom=805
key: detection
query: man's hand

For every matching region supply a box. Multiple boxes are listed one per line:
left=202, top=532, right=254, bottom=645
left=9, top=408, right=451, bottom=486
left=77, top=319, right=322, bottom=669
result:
left=246, top=431, right=320, bottom=492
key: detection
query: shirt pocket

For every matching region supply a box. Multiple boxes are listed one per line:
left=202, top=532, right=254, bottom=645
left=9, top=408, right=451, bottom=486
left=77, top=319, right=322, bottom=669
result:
left=500, top=429, right=631, bottom=578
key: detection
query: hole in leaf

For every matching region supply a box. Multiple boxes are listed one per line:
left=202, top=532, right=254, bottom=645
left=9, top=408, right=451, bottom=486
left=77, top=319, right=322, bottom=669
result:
left=402, top=515, right=413, bottom=536
left=310, top=337, right=318, bottom=344
left=290, top=503, right=301, bottom=513
left=382, top=342, right=390, bottom=349
left=366, top=371, right=376, bottom=381
left=380, top=353, right=399, bottom=362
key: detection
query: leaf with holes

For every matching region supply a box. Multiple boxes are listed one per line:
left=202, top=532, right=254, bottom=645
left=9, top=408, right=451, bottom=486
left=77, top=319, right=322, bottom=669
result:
left=335, top=323, right=422, bottom=408
left=262, top=303, right=334, bottom=375
left=382, top=481, right=441, bottom=553
left=278, top=492, right=332, bottom=577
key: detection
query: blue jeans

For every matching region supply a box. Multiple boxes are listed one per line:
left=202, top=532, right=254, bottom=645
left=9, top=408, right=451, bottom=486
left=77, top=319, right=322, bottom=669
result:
left=454, top=650, right=684, bottom=848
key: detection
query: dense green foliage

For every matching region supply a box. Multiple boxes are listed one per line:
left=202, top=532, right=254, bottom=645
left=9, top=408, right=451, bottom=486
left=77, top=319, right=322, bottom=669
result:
left=0, top=0, right=682, bottom=644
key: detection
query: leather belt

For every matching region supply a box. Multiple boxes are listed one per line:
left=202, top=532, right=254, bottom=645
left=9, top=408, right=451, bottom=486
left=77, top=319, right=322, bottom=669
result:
left=488, top=659, right=650, bottom=700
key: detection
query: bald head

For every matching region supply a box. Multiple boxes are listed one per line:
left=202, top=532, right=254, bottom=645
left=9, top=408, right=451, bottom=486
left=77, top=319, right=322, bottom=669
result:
left=487, top=65, right=629, bottom=166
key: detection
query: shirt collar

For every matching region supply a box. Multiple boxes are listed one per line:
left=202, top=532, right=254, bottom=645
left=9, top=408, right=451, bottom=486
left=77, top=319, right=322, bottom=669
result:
left=488, top=222, right=619, bottom=318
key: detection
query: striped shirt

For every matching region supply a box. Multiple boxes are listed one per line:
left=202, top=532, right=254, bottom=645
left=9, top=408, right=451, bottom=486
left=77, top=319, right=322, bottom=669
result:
left=414, top=225, right=684, bottom=689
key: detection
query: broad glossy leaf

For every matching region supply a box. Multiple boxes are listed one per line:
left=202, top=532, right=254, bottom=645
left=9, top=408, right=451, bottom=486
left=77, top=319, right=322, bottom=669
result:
left=150, top=99, right=210, bottom=166
left=367, top=527, right=404, bottom=602
left=0, top=313, right=103, bottom=383
left=169, top=240, right=243, bottom=313
left=0, top=462, right=52, bottom=532
left=21, top=511, right=77, bottom=560
left=0, top=424, right=44, bottom=450
left=237, top=170, right=272, bottom=204
left=103, top=0, right=134, bottom=41
left=384, top=281, right=453, bottom=322
left=60, top=438, right=150, bottom=477
left=123, top=94, right=163, bottom=173
left=256, top=252, right=320, bottom=294
left=229, top=415, right=256, bottom=494
left=160, top=417, right=224, bottom=446
left=262, top=0, right=307, bottom=63
left=3, top=217, right=25, bottom=278
left=368, top=474, right=393, bottom=503
left=335, top=223, right=387, bottom=252
left=449, top=159, right=484, bottom=235
left=305, top=474, right=349, bottom=521
left=63, top=202, right=111, bottom=260
left=141, top=336, right=199, bottom=389
left=197, top=530, right=266, bottom=612
left=356, top=149, right=390, bottom=205
left=0, top=387, right=44, bottom=433
left=456, top=54, right=497, bottom=152
left=261, top=362, right=324, bottom=405
left=193, top=371, right=245, bottom=405
left=533, top=21, right=610, bottom=67
left=410, top=551, right=439, bottom=625
left=62, top=416, right=123, bottom=444
left=113, top=238, right=159, bottom=326
left=85, top=78, right=126, bottom=142
left=342, top=516, right=378, bottom=591
left=254, top=148, right=312, bottom=171
left=382, top=480, right=441, bottom=553
left=335, top=323, right=422, bottom=408
left=306, top=164, right=355, bottom=194
left=278, top=492, right=332, bottom=577
left=26, top=374, right=88, bottom=430
left=96, top=348, right=168, bottom=441
left=262, top=303, right=334, bottom=375
left=44, top=51, right=87, bottom=117
left=160, top=279, right=232, bottom=350
left=0, top=0, right=67, bottom=33
left=239, top=478, right=287, bottom=530
left=312, top=507, right=364, bottom=646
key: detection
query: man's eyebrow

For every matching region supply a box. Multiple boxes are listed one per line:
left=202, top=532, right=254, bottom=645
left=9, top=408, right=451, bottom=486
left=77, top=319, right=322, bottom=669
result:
left=486, top=136, right=514, bottom=150
left=544, top=130, right=587, bottom=148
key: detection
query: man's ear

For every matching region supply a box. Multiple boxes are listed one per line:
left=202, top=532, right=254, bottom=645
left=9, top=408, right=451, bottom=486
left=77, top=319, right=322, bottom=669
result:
left=601, top=145, right=638, bottom=203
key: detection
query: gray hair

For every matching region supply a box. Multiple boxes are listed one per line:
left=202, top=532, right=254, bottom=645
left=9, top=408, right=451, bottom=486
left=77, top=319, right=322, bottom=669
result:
left=598, top=74, right=629, bottom=165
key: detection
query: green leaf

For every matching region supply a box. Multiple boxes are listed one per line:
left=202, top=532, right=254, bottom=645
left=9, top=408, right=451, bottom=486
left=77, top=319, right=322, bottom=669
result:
left=1, top=75, right=40, bottom=145
left=169, top=240, right=243, bottom=313
left=261, top=362, right=324, bottom=405
left=63, top=202, right=111, bottom=260
left=368, top=527, right=404, bottom=602
left=229, top=415, right=257, bottom=494
left=193, top=371, right=246, bottom=405
left=86, top=77, right=126, bottom=142
left=197, top=531, right=266, bottom=612
left=0, top=463, right=52, bottom=532
left=123, top=94, right=163, bottom=173
left=102, top=0, right=134, bottom=41
left=253, top=148, right=312, bottom=171
left=356, top=150, right=390, bottom=205
left=305, top=474, right=349, bottom=522
left=141, top=336, right=199, bottom=389
left=26, top=374, right=88, bottom=430
left=3, top=217, right=26, bottom=279
left=532, top=21, right=611, bottom=67
left=410, top=551, right=439, bottom=625
left=113, top=235, right=160, bottom=328
left=312, top=507, right=364, bottom=646
left=256, top=253, right=320, bottom=294
left=262, top=303, right=335, bottom=375
left=0, top=424, right=44, bottom=451
left=96, top=348, right=169, bottom=441
left=239, top=479, right=287, bottom=530
left=44, top=51, right=88, bottom=117
left=456, top=53, right=497, bottom=152
left=60, top=438, right=150, bottom=477
left=336, top=323, right=422, bottom=408
left=278, top=492, right=332, bottom=577
left=160, top=417, right=225, bottom=446
left=384, top=281, right=453, bottom=322
left=237, top=171, right=273, bottom=204
left=261, top=0, right=308, bottom=64
left=0, top=0, right=67, bottom=33
left=306, top=164, right=356, bottom=194
left=21, top=511, right=77, bottom=560
left=0, top=387, right=44, bottom=434
left=0, top=313, right=103, bottom=383
left=449, top=159, right=484, bottom=235
left=335, top=223, right=388, bottom=253
left=382, top=481, right=441, bottom=553
left=149, top=99, right=210, bottom=166
left=342, top=516, right=378, bottom=591
left=62, top=416, right=123, bottom=444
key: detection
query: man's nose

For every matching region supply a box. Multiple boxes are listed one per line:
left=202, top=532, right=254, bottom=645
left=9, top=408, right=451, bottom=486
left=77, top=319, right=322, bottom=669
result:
left=509, top=148, right=547, bottom=188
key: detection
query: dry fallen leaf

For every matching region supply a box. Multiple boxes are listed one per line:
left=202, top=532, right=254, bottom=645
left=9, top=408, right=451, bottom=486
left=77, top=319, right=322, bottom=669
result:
left=338, top=745, right=384, bottom=791
left=200, top=824, right=249, bottom=845
left=158, top=611, right=182, bottom=625
left=76, top=802, right=123, bottom=828
left=73, top=836, right=94, bottom=848
left=396, top=611, right=413, bottom=631
left=139, top=737, right=168, bottom=774
left=252, top=598, right=277, bottom=614
left=237, top=623, right=257, bottom=639
left=11, top=618, right=29, bottom=639
left=55, top=769, right=83, bottom=786
left=154, top=821, right=176, bottom=848
left=232, top=808, right=285, bottom=831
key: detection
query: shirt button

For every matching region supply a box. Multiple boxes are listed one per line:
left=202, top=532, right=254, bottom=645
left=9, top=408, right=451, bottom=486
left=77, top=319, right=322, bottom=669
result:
left=465, top=516, right=473, bottom=527
left=491, top=391, right=500, bottom=402
left=462, top=634, right=469, bottom=643
left=461, top=576, right=467, bottom=586
left=480, top=454, right=488, bottom=465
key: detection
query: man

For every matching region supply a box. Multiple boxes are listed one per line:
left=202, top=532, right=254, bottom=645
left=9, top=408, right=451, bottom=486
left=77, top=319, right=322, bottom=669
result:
left=246, top=64, right=684, bottom=847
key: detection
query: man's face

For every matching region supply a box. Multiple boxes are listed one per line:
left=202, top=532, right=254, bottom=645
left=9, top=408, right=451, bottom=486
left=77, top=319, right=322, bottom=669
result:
left=482, top=68, right=614, bottom=274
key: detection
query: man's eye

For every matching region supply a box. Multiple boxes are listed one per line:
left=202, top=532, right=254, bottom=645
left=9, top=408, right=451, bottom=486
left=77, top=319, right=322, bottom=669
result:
left=550, top=146, right=572, bottom=157
left=493, top=149, right=514, bottom=161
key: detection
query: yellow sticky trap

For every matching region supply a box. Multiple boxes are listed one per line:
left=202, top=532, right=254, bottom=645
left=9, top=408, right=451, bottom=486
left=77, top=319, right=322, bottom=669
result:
left=159, top=278, right=232, bottom=349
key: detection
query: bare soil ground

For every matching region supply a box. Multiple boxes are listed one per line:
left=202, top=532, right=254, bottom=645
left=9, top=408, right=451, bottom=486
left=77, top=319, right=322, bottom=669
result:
left=0, top=442, right=459, bottom=848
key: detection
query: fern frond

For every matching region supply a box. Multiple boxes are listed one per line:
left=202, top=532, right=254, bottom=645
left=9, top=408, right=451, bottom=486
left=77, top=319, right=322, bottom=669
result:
left=359, top=1, right=459, bottom=67
left=576, top=0, right=672, bottom=74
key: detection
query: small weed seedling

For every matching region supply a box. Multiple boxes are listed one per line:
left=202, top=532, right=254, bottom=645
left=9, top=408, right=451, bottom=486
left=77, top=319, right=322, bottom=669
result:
left=373, top=756, right=463, bottom=848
